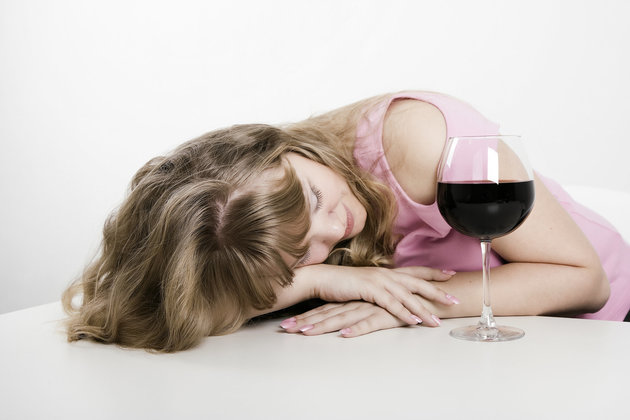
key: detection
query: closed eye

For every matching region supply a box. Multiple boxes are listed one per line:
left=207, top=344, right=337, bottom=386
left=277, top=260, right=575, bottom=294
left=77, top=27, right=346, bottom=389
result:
left=311, top=186, right=323, bottom=211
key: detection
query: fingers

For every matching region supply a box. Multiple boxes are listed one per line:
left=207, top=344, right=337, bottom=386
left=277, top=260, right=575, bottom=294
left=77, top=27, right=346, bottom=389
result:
left=280, top=302, right=360, bottom=334
left=366, top=285, right=423, bottom=326
left=279, top=301, right=443, bottom=338
left=292, top=302, right=344, bottom=319
left=304, top=302, right=387, bottom=335
left=317, top=268, right=452, bottom=327
left=368, top=274, right=448, bottom=326
left=338, top=310, right=442, bottom=337
left=398, top=273, right=461, bottom=307
left=306, top=265, right=457, bottom=329
left=281, top=301, right=406, bottom=336
left=391, top=267, right=461, bottom=306
left=339, top=313, right=405, bottom=338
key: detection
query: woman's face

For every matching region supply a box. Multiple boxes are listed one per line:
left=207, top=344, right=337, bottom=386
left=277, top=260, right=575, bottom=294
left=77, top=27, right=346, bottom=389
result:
left=283, top=153, right=367, bottom=266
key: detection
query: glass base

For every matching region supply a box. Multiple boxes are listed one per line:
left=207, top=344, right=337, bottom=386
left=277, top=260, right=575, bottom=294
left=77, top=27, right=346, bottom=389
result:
left=449, top=324, right=524, bottom=342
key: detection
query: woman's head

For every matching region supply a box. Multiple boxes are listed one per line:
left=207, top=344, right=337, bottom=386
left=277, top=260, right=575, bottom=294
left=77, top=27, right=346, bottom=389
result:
left=283, top=152, right=366, bottom=266
left=63, top=122, right=396, bottom=352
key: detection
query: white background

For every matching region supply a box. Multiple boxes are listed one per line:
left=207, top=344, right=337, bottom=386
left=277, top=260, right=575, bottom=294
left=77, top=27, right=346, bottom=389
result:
left=1, top=0, right=629, bottom=314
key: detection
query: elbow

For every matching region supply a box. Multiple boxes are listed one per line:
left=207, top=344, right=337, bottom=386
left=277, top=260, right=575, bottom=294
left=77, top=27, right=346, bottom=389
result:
left=581, top=264, right=610, bottom=313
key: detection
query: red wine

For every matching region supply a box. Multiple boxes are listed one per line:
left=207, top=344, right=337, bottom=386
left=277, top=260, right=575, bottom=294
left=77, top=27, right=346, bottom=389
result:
left=437, top=181, right=535, bottom=240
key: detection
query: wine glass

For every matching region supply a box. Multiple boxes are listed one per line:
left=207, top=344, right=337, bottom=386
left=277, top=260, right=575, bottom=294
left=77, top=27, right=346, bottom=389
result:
left=436, top=135, right=535, bottom=342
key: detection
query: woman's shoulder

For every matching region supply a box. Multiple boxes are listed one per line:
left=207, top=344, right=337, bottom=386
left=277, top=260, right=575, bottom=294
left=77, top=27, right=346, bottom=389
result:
left=384, top=98, right=446, bottom=138
left=382, top=98, right=447, bottom=205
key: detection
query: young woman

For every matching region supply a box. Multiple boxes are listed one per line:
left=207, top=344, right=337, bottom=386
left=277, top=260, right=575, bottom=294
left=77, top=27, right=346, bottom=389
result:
left=62, top=91, right=630, bottom=351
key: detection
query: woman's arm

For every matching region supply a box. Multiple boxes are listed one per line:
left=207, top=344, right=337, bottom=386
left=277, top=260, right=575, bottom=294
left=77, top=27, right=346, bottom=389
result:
left=430, top=172, right=609, bottom=318
left=383, top=98, right=609, bottom=316
left=248, top=263, right=458, bottom=326
left=283, top=241, right=608, bottom=338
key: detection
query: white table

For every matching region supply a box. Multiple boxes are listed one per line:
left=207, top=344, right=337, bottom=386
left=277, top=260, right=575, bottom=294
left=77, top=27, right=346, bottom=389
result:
left=1, top=302, right=628, bottom=420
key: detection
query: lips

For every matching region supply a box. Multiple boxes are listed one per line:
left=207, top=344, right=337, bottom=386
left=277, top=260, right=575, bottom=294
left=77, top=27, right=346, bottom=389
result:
left=343, top=204, right=354, bottom=240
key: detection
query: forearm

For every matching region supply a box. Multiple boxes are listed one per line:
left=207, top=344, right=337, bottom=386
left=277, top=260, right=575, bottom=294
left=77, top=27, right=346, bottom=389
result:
left=427, top=262, right=609, bottom=319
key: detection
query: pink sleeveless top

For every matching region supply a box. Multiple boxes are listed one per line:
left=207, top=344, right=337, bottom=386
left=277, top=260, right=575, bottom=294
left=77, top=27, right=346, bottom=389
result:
left=353, top=91, right=630, bottom=321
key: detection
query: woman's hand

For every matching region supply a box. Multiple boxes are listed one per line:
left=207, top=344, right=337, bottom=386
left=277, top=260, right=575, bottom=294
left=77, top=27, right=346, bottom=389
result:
left=295, top=264, right=460, bottom=327
left=279, top=300, right=433, bottom=337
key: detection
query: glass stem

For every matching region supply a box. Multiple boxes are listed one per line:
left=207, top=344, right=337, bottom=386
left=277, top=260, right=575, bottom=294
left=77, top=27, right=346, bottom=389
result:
left=479, top=239, right=496, bottom=330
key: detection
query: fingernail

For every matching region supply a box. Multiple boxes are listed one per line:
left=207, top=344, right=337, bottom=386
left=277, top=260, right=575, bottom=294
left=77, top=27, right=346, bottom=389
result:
left=280, top=318, right=297, bottom=329
left=340, top=328, right=352, bottom=335
left=442, top=269, right=457, bottom=276
left=299, top=324, right=314, bottom=332
left=410, top=315, right=423, bottom=324
left=446, top=294, right=460, bottom=304
left=432, top=314, right=442, bottom=326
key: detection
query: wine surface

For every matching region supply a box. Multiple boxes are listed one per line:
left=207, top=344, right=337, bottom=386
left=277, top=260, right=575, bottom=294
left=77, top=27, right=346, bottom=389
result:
left=437, top=181, right=535, bottom=240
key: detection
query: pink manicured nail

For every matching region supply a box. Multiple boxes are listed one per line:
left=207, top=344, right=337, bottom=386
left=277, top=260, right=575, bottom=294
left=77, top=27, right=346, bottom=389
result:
left=410, top=315, right=423, bottom=324
left=340, top=328, right=352, bottom=335
left=431, top=314, right=441, bottom=326
left=442, top=269, right=457, bottom=276
left=280, top=318, right=296, bottom=329
left=299, top=324, right=314, bottom=332
left=446, top=294, right=460, bottom=304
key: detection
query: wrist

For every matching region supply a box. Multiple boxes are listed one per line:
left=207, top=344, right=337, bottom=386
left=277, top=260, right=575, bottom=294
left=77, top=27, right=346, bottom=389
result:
left=292, top=264, right=320, bottom=301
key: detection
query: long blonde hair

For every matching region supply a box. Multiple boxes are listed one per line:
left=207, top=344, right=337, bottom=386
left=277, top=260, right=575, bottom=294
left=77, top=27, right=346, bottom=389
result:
left=62, top=97, right=397, bottom=352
